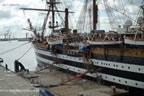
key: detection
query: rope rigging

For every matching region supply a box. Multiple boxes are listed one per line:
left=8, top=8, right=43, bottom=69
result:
left=0, top=42, right=29, bottom=56
left=75, top=0, right=144, bottom=31
left=17, top=46, right=32, bottom=60
left=114, top=0, right=123, bottom=25
left=76, top=0, right=91, bottom=32
left=102, top=0, right=139, bottom=27
left=134, top=0, right=144, bottom=26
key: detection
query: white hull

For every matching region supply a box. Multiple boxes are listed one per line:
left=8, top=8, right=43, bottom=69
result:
left=87, top=40, right=122, bottom=45
left=47, top=39, right=63, bottom=45
left=34, top=47, right=144, bottom=89
left=124, top=39, right=144, bottom=46
left=69, top=42, right=86, bottom=47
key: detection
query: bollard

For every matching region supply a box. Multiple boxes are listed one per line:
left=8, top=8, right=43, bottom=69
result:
left=111, top=86, right=117, bottom=95
left=0, top=58, right=3, bottom=63
left=78, top=92, right=84, bottom=96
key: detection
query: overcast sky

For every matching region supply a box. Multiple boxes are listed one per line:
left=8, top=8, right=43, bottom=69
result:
left=0, top=0, right=143, bottom=38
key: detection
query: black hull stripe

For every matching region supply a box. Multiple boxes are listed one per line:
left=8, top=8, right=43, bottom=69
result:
left=92, top=54, right=144, bottom=65
left=35, top=52, right=144, bottom=82
left=34, top=46, right=144, bottom=66
left=36, top=58, right=144, bottom=89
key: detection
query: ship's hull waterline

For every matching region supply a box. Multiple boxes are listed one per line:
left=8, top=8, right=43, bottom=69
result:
left=33, top=45, right=144, bottom=89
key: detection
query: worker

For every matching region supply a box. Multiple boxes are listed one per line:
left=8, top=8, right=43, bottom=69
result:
left=18, top=61, right=27, bottom=72
left=14, top=60, right=27, bottom=72
left=14, top=60, right=19, bottom=72
left=5, top=64, right=8, bottom=70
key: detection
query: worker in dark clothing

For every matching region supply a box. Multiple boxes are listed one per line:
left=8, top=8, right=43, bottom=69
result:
left=14, top=60, right=19, bottom=72
left=14, top=60, right=27, bottom=72
left=5, top=64, right=8, bottom=70
left=19, top=62, right=27, bottom=71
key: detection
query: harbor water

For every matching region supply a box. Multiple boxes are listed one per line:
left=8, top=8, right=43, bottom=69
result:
left=0, top=41, right=37, bottom=71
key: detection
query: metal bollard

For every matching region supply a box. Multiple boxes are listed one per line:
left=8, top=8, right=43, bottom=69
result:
left=78, top=92, right=84, bottom=96
left=111, top=86, right=117, bottom=95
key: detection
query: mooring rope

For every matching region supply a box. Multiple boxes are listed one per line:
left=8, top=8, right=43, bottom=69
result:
left=17, top=46, right=32, bottom=60
left=0, top=42, right=30, bottom=56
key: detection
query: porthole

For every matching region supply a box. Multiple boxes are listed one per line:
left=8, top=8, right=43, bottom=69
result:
left=128, top=67, right=130, bottom=69
left=138, top=68, right=141, bottom=71
left=122, top=66, right=124, bottom=68
left=125, top=81, right=127, bottom=84
left=113, top=65, right=115, bottom=67
left=135, top=83, right=138, bottom=86
left=113, top=78, right=115, bottom=80
left=105, top=76, right=107, bottom=79
left=119, top=80, right=121, bottom=82
left=116, top=65, right=118, bottom=67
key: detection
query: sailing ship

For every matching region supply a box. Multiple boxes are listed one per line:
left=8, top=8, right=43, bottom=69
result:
left=21, top=0, right=144, bottom=91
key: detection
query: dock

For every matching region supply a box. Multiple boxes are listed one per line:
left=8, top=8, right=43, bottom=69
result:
left=0, top=66, right=39, bottom=96
left=0, top=63, right=128, bottom=96
left=25, top=68, right=127, bottom=96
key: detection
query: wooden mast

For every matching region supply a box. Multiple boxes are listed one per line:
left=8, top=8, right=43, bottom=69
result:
left=142, top=5, right=144, bottom=25
left=65, top=8, right=69, bottom=36
left=51, top=0, right=55, bottom=33
left=21, top=0, right=73, bottom=37
left=93, top=0, right=98, bottom=30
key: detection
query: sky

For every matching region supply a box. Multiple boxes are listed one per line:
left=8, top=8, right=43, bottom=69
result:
left=0, top=0, right=143, bottom=38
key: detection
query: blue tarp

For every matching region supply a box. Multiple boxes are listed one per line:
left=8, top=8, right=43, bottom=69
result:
left=40, top=88, right=56, bottom=96
left=79, top=47, right=88, bottom=50
left=91, top=30, right=105, bottom=33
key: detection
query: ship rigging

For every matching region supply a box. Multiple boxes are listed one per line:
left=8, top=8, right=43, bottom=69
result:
left=20, top=0, right=144, bottom=94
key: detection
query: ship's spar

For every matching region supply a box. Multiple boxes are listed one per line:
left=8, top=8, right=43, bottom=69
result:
left=21, top=0, right=73, bottom=39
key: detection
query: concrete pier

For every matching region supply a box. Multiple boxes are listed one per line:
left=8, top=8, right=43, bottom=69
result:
left=0, top=63, right=128, bottom=96
left=28, top=68, right=127, bottom=96
left=0, top=66, right=39, bottom=96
